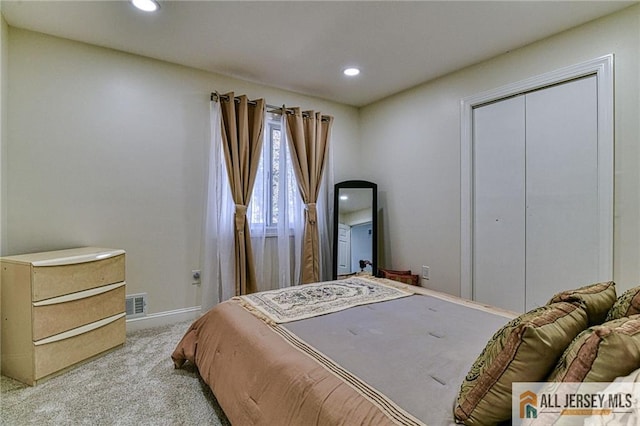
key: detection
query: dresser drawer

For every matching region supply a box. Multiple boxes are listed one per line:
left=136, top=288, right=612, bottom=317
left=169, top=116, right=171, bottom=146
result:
left=34, top=314, right=125, bottom=381
left=32, top=283, right=126, bottom=341
left=32, top=254, right=125, bottom=301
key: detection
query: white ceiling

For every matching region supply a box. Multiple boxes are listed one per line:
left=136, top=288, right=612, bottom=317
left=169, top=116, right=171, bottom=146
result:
left=2, top=1, right=636, bottom=107
left=338, top=187, right=374, bottom=215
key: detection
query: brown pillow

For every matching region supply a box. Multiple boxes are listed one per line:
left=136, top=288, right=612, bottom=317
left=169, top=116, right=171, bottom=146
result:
left=548, top=281, right=616, bottom=325
left=605, top=286, right=640, bottom=321
left=547, top=315, right=640, bottom=383
left=453, top=302, right=588, bottom=425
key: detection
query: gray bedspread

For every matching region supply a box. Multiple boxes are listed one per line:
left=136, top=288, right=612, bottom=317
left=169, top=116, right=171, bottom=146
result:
left=283, top=293, right=511, bottom=425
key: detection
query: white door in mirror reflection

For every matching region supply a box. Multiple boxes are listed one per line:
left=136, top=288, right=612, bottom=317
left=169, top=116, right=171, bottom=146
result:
left=337, top=223, right=351, bottom=275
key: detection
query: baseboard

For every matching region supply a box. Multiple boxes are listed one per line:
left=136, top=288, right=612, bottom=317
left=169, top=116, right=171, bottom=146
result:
left=125, top=306, right=201, bottom=332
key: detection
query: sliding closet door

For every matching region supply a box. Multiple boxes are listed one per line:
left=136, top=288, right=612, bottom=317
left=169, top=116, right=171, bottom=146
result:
left=473, top=75, right=600, bottom=313
left=472, top=96, right=526, bottom=313
left=524, top=76, right=599, bottom=310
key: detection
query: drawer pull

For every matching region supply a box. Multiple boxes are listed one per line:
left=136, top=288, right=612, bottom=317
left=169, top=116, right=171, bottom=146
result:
left=34, top=313, right=125, bottom=346
left=33, top=282, right=126, bottom=306
left=32, top=250, right=125, bottom=267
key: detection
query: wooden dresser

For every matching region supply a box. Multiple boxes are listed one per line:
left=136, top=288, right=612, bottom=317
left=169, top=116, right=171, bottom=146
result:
left=1, top=247, right=126, bottom=385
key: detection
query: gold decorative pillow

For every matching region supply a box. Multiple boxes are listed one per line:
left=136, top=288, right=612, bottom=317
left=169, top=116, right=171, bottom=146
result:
left=453, top=302, right=588, bottom=426
left=548, top=281, right=616, bottom=325
left=605, top=286, right=640, bottom=321
left=547, top=315, right=640, bottom=383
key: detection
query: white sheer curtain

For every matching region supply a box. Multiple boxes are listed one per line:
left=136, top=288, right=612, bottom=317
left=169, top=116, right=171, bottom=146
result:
left=201, top=101, right=235, bottom=311
left=279, top=113, right=305, bottom=287
left=248, top=113, right=304, bottom=290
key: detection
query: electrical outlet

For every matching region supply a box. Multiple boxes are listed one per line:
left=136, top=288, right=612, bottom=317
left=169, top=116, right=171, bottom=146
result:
left=192, top=269, right=201, bottom=285
left=421, top=265, right=430, bottom=280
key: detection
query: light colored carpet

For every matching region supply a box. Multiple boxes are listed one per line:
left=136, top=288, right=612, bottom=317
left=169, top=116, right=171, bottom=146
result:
left=0, top=320, right=231, bottom=425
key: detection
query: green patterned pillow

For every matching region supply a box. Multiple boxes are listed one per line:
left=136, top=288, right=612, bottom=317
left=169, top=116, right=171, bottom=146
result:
left=453, top=302, right=588, bottom=426
left=605, top=286, right=640, bottom=321
left=548, top=315, right=640, bottom=383
left=548, top=281, right=616, bottom=325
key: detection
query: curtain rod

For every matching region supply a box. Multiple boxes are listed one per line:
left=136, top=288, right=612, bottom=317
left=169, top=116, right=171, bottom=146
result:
left=210, top=92, right=331, bottom=122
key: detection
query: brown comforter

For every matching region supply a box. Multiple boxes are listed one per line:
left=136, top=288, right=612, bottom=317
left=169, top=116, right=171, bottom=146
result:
left=172, top=300, right=407, bottom=425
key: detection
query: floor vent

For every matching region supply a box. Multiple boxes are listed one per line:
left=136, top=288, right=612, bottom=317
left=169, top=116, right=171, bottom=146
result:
left=126, top=293, right=147, bottom=318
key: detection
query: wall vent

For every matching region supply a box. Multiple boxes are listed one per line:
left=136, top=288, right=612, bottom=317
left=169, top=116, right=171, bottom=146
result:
left=126, top=293, right=147, bottom=318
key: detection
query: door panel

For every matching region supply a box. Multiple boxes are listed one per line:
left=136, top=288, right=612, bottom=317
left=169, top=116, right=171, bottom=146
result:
left=472, top=96, right=526, bottom=313
left=337, top=223, right=351, bottom=275
left=524, top=76, right=599, bottom=310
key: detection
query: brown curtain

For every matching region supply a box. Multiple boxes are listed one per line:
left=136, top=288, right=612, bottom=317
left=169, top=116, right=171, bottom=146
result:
left=219, top=92, right=265, bottom=295
left=285, top=108, right=333, bottom=283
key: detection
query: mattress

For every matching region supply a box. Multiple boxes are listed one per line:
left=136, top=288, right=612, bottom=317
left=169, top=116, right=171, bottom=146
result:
left=172, top=279, right=515, bottom=425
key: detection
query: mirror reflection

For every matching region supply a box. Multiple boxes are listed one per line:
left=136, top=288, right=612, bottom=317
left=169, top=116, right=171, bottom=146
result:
left=333, top=181, right=377, bottom=279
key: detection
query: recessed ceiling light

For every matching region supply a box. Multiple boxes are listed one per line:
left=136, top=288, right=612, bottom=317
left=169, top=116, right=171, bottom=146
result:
left=131, top=0, right=160, bottom=12
left=343, top=67, right=360, bottom=77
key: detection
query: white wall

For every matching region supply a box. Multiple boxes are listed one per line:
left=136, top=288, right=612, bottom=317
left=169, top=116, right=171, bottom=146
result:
left=1, top=13, right=8, bottom=256
left=360, top=5, right=640, bottom=296
left=4, top=28, right=360, bottom=314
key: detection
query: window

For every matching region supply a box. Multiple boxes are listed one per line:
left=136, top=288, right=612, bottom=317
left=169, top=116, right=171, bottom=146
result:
left=249, top=116, right=298, bottom=231
left=268, top=122, right=282, bottom=226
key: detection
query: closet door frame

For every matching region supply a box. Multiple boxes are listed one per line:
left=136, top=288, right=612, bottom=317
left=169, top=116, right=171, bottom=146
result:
left=460, top=54, right=614, bottom=301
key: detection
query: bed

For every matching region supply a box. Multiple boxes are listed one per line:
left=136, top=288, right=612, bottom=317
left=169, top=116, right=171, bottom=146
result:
left=172, top=277, right=640, bottom=425
left=171, top=277, right=517, bottom=425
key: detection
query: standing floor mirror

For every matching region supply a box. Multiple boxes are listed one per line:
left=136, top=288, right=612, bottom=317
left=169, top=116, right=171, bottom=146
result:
left=333, top=180, right=377, bottom=279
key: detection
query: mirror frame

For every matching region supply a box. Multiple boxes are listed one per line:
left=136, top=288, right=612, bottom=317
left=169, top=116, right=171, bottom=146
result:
left=332, top=180, right=378, bottom=280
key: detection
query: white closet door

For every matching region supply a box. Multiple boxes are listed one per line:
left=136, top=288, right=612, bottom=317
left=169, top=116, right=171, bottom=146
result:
left=472, top=96, right=526, bottom=313
left=524, top=75, right=599, bottom=310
